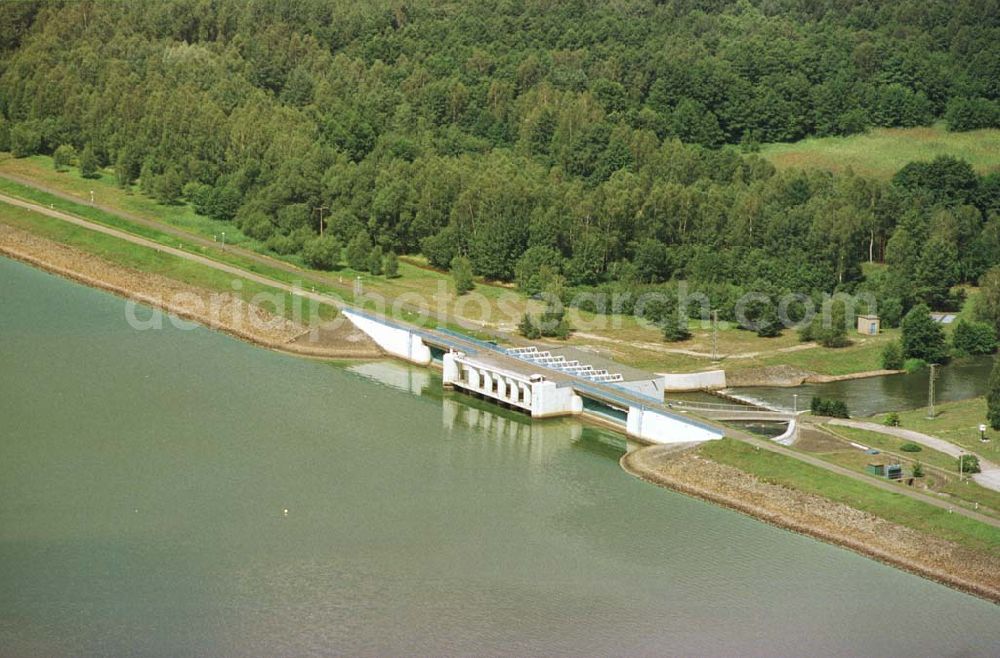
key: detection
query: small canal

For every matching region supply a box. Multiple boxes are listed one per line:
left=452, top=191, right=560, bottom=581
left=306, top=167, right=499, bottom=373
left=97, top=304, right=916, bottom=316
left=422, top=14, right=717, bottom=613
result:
left=726, top=355, right=995, bottom=417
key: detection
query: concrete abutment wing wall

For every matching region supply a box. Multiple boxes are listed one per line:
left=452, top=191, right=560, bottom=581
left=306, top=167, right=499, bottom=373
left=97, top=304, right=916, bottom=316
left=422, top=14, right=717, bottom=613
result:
left=626, top=406, right=724, bottom=444
left=342, top=309, right=432, bottom=365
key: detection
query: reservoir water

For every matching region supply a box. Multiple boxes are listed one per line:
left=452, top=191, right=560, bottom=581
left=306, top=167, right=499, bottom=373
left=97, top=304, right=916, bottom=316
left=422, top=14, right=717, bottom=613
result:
left=1, top=256, right=998, bottom=657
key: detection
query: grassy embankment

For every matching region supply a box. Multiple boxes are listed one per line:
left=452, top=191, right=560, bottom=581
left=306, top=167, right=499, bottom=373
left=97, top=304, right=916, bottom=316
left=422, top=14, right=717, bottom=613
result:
left=700, top=438, right=1000, bottom=554
left=0, top=202, right=334, bottom=326
left=0, top=151, right=969, bottom=377
left=811, top=423, right=1000, bottom=518
left=760, top=123, right=1000, bottom=179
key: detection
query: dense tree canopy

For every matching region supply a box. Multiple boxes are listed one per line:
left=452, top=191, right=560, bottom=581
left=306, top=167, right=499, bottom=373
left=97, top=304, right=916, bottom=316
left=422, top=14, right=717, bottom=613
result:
left=1, top=0, right=998, bottom=327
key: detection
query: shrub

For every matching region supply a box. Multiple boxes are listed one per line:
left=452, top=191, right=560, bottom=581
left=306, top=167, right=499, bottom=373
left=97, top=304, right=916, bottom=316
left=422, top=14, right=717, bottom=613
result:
left=662, top=314, right=692, bottom=342
left=79, top=144, right=100, bottom=179
left=367, top=245, right=383, bottom=275
left=945, top=96, right=1000, bottom=132
left=53, top=144, right=76, bottom=171
left=900, top=442, right=922, bottom=452
left=912, top=461, right=924, bottom=478
left=951, top=319, right=997, bottom=356
left=903, top=358, right=927, bottom=373
left=384, top=251, right=399, bottom=278
left=265, top=233, right=298, bottom=256
left=881, top=341, right=904, bottom=370
left=810, top=396, right=849, bottom=418
left=301, top=235, right=342, bottom=270
left=451, top=255, right=475, bottom=295
left=988, top=356, right=1000, bottom=431
left=884, top=413, right=901, bottom=427
left=958, top=454, right=981, bottom=474
left=346, top=231, right=372, bottom=271
left=518, top=313, right=541, bottom=339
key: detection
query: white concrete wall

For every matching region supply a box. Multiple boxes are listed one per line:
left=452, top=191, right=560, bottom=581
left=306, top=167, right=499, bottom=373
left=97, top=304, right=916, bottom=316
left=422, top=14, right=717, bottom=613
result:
left=531, top=382, right=583, bottom=418
left=342, top=310, right=432, bottom=365
left=446, top=352, right=582, bottom=418
left=659, top=370, right=727, bottom=391
left=626, top=406, right=724, bottom=444
left=442, top=351, right=460, bottom=385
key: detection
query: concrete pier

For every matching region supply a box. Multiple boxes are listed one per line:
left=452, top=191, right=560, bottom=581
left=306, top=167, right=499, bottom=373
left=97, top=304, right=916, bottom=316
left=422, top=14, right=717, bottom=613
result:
left=443, top=352, right=583, bottom=418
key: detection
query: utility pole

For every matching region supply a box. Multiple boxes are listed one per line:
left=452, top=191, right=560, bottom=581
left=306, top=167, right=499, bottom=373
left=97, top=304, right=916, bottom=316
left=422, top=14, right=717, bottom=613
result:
left=927, top=363, right=937, bottom=419
left=711, top=309, right=719, bottom=362
left=314, top=205, right=328, bottom=237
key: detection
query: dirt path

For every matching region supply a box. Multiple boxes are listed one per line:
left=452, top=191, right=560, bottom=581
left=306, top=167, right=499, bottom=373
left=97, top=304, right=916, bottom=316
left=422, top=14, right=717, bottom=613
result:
left=572, top=330, right=821, bottom=360
left=622, top=445, right=1000, bottom=603
left=0, top=173, right=504, bottom=339
left=829, top=419, right=1000, bottom=493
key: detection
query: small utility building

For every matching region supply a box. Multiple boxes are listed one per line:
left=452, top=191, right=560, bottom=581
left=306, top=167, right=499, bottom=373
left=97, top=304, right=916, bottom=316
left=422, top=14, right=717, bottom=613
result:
left=857, top=314, right=880, bottom=336
left=866, top=461, right=902, bottom=480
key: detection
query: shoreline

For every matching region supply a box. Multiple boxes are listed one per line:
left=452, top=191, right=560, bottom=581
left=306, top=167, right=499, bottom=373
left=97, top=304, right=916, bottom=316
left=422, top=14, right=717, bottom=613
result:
left=0, top=224, right=383, bottom=361
left=6, top=218, right=998, bottom=603
left=621, top=445, right=1000, bottom=604
left=725, top=364, right=904, bottom=388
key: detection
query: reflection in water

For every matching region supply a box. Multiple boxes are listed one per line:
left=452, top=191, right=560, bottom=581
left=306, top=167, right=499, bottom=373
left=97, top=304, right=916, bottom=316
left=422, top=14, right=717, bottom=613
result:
left=347, top=360, right=433, bottom=395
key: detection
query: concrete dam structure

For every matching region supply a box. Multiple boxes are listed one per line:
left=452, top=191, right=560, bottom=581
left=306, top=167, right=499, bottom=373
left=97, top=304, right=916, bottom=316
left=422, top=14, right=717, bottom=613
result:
left=341, top=308, right=724, bottom=445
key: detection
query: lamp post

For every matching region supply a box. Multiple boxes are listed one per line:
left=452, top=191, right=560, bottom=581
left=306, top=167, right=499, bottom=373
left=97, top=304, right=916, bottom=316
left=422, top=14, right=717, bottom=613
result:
left=981, top=423, right=988, bottom=443
left=793, top=393, right=798, bottom=414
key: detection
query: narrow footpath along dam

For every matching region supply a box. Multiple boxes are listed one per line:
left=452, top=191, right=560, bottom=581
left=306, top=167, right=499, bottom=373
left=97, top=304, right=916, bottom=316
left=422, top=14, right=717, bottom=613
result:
left=342, top=308, right=724, bottom=445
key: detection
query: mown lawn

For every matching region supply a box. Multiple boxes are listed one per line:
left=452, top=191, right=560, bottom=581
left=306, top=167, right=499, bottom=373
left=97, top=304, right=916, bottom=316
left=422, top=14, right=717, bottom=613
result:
left=817, top=424, right=1000, bottom=515
left=873, top=397, right=1000, bottom=458
left=700, top=438, right=1000, bottom=554
left=760, top=124, right=1000, bottom=179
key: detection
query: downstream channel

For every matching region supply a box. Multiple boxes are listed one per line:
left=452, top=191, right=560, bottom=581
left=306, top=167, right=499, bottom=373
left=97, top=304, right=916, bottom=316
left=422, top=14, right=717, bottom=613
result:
left=729, top=356, right=995, bottom=417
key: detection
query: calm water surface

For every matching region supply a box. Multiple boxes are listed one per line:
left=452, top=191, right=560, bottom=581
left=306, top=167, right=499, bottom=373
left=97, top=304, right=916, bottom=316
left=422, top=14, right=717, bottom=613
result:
left=1, top=257, right=998, bottom=657
left=730, top=356, right=995, bottom=417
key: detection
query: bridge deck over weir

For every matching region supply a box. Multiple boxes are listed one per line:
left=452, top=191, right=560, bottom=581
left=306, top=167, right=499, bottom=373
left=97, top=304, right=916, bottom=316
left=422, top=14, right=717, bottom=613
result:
left=342, top=308, right=725, bottom=445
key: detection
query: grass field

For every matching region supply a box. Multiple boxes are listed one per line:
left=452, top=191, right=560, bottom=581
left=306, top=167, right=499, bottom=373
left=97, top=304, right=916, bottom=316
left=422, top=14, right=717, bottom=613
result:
left=869, top=397, right=1000, bottom=458
left=760, top=124, right=1000, bottom=179
left=700, top=438, right=1000, bottom=553
left=818, top=424, right=1000, bottom=516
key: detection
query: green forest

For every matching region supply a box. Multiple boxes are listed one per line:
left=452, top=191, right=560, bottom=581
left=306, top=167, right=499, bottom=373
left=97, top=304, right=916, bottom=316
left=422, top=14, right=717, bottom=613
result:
left=1, top=0, right=999, bottom=327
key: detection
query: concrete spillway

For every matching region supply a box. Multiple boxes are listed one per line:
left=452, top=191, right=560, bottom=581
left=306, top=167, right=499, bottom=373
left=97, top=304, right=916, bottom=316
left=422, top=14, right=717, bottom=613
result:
left=341, top=308, right=724, bottom=445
